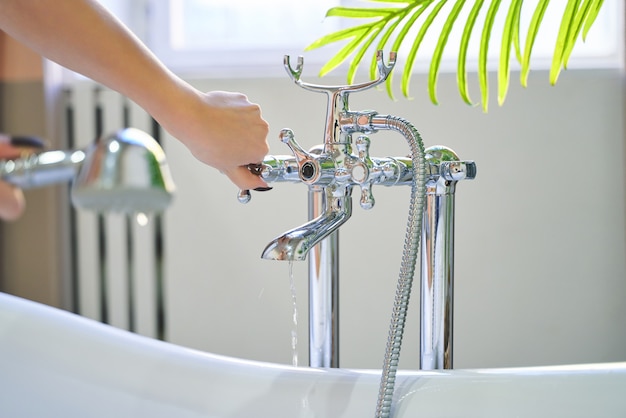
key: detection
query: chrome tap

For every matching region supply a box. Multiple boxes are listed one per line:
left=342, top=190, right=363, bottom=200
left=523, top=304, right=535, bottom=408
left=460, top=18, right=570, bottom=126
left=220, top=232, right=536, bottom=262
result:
left=243, top=51, right=404, bottom=261
left=239, top=52, right=476, bottom=377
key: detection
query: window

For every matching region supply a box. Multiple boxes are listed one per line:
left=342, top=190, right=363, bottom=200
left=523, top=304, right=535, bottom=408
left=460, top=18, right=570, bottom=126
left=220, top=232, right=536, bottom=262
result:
left=147, top=0, right=344, bottom=77
left=100, top=0, right=623, bottom=79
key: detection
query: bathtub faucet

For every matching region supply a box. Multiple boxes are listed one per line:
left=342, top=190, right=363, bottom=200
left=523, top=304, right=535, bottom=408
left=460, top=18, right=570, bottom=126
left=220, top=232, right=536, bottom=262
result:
left=239, top=51, right=476, bottom=370
left=242, top=51, right=404, bottom=258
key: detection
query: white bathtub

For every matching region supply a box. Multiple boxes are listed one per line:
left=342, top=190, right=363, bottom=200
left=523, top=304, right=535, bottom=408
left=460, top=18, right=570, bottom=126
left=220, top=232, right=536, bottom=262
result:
left=1, top=292, right=624, bottom=417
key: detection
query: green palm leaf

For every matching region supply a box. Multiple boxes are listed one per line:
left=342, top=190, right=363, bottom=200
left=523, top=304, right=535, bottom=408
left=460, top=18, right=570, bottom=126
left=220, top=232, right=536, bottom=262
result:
left=511, top=1, right=523, bottom=63
left=583, top=0, right=604, bottom=40
left=550, top=0, right=579, bottom=84
left=429, top=0, right=466, bottom=105
left=520, top=0, right=549, bottom=87
left=371, top=15, right=404, bottom=81
left=318, top=32, right=370, bottom=77
left=402, top=0, right=447, bottom=98
left=384, top=3, right=433, bottom=98
left=306, top=0, right=606, bottom=112
left=307, top=23, right=374, bottom=50
left=498, top=0, right=523, bottom=106
left=326, top=6, right=400, bottom=18
left=479, top=0, right=502, bottom=112
left=348, top=26, right=384, bottom=83
left=457, top=0, right=484, bottom=105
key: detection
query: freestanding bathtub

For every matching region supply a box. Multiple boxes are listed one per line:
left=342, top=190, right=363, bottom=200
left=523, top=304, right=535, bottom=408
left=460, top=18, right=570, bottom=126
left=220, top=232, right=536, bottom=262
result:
left=1, top=291, right=624, bottom=417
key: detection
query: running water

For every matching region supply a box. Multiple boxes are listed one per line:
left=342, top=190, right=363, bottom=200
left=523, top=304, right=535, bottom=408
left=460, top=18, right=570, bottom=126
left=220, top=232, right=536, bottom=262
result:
left=289, top=260, right=299, bottom=367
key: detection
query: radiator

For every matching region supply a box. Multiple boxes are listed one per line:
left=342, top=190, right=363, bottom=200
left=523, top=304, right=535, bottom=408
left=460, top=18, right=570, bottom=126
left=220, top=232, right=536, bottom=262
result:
left=64, top=84, right=166, bottom=340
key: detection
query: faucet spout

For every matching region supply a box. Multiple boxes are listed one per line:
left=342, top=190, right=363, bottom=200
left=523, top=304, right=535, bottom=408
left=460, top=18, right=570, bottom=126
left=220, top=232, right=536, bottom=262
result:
left=261, top=186, right=352, bottom=261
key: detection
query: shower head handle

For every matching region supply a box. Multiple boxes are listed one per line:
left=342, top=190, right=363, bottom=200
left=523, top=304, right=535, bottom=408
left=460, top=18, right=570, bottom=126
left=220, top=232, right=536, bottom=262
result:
left=0, top=128, right=176, bottom=214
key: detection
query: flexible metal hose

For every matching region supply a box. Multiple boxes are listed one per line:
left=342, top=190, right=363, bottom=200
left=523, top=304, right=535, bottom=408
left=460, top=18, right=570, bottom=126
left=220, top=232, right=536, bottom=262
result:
left=371, top=115, right=427, bottom=418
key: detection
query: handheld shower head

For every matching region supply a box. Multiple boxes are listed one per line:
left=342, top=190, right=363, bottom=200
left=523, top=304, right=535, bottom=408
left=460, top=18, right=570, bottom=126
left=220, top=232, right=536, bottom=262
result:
left=71, top=128, right=175, bottom=213
left=0, top=128, right=175, bottom=214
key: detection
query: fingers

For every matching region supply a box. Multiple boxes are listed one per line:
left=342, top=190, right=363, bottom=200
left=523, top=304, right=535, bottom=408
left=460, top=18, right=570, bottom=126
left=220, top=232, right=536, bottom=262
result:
left=0, top=182, right=25, bottom=221
left=224, top=165, right=271, bottom=192
left=0, top=143, right=29, bottom=160
left=0, top=134, right=45, bottom=159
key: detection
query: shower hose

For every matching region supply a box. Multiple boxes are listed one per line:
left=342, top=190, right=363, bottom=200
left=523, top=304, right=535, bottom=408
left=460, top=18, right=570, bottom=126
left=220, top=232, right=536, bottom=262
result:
left=372, top=115, right=427, bottom=418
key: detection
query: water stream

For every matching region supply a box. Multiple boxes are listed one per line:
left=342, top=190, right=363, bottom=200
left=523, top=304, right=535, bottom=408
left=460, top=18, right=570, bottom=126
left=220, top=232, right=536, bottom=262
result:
left=288, top=260, right=299, bottom=367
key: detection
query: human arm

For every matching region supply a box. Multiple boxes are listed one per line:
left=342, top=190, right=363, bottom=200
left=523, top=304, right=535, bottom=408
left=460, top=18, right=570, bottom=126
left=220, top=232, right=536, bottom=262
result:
left=0, top=0, right=269, bottom=190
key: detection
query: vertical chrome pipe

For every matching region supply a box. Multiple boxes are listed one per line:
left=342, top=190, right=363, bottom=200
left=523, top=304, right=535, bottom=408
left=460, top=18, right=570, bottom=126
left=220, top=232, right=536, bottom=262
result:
left=308, top=186, right=340, bottom=368
left=420, top=180, right=456, bottom=370
left=419, top=146, right=467, bottom=370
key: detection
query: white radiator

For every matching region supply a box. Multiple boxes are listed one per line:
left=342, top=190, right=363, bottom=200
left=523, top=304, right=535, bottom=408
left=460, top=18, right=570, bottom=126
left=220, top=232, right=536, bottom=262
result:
left=64, top=84, right=166, bottom=340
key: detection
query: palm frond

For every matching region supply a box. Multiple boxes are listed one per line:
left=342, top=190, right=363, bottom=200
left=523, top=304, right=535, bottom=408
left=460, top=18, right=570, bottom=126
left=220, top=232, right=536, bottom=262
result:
left=479, top=0, right=502, bottom=112
left=306, top=0, right=606, bottom=112
left=582, top=0, right=604, bottom=40
left=498, top=0, right=523, bottom=106
left=429, top=0, right=466, bottom=105
left=402, top=0, right=447, bottom=98
left=550, top=0, right=579, bottom=84
left=457, top=0, right=484, bottom=105
left=383, top=3, right=433, bottom=99
left=520, top=0, right=549, bottom=87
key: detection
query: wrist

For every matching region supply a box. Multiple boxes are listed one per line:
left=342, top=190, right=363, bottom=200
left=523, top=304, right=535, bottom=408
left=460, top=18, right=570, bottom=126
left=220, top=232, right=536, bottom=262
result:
left=139, top=77, right=201, bottom=136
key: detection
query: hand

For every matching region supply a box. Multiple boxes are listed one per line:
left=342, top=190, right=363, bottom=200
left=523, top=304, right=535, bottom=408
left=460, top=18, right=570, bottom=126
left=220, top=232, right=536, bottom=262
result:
left=156, top=90, right=271, bottom=191
left=0, top=181, right=25, bottom=221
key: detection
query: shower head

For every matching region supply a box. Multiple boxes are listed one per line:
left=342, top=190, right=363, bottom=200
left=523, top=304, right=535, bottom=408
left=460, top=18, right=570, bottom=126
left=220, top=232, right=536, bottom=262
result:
left=0, top=128, right=175, bottom=214
left=71, top=128, right=175, bottom=213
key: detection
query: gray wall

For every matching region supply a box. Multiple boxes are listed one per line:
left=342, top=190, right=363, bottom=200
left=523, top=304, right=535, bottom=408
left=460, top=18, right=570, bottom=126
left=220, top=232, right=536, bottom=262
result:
left=161, top=68, right=626, bottom=370
left=0, top=80, right=69, bottom=309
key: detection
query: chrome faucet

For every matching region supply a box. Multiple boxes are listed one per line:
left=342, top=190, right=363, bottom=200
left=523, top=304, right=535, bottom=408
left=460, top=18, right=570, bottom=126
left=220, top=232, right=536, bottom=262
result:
left=0, top=128, right=175, bottom=213
left=257, top=129, right=353, bottom=261
left=239, top=52, right=476, bottom=374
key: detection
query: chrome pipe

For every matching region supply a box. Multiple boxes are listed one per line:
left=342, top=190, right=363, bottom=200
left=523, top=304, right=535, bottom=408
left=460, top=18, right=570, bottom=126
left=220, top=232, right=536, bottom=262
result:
left=0, top=149, right=85, bottom=188
left=420, top=178, right=456, bottom=369
left=308, top=186, right=340, bottom=368
left=419, top=146, right=468, bottom=370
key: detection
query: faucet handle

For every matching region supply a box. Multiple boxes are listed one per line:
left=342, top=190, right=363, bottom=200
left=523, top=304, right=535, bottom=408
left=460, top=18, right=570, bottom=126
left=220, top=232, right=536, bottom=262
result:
left=279, top=128, right=316, bottom=182
left=440, top=161, right=477, bottom=181
left=237, top=162, right=270, bottom=204
left=279, top=129, right=310, bottom=162
left=424, top=146, right=477, bottom=183
left=358, top=183, right=375, bottom=210
left=237, top=189, right=252, bottom=204
left=352, top=135, right=380, bottom=210
left=280, top=128, right=334, bottom=185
